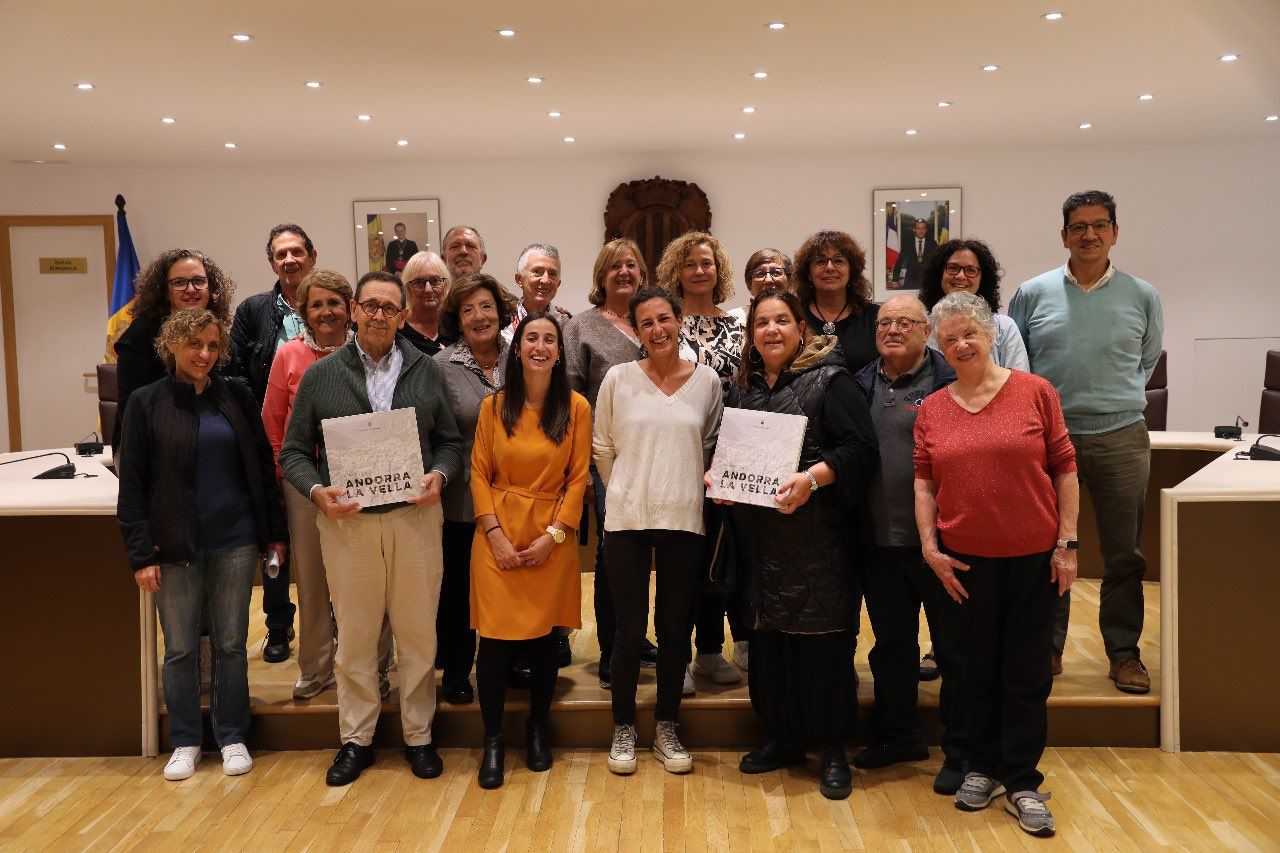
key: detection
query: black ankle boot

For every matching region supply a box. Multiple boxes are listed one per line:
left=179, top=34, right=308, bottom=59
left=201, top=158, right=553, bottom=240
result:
left=526, top=718, right=552, bottom=772
left=819, top=742, right=852, bottom=800
left=478, top=734, right=506, bottom=789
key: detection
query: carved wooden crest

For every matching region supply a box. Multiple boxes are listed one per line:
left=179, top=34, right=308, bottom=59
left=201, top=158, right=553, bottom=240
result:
left=604, top=177, right=712, bottom=274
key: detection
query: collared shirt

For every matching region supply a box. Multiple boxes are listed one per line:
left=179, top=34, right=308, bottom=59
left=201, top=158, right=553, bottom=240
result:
left=502, top=300, right=572, bottom=344
left=274, top=292, right=305, bottom=353
left=356, top=339, right=403, bottom=413
left=1062, top=260, right=1115, bottom=292
left=867, top=353, right=935, bottom=547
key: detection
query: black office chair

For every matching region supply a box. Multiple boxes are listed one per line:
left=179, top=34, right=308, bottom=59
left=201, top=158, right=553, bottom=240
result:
left=1143, top=350, right=1168, bottom=431
left=1261, top=350, right=1280, bottom=433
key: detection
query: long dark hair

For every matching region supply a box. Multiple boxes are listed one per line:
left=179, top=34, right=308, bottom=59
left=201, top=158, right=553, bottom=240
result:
left=499, top=311, right=571, bottom=444
left=734, top=288, right=811, bottom=389
left=919, top=238, right=1003, bottom=313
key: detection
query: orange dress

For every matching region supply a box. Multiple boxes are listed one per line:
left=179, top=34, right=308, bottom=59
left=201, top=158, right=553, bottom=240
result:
left=469, top=391, right=592, bottom=640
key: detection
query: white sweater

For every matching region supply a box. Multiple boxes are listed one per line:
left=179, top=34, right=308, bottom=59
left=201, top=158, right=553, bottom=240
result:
left=592, top=361, right=723, bottom=535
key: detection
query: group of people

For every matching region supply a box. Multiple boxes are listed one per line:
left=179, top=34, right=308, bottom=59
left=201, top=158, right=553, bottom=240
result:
left=114, top=189, right=1163, bottom=838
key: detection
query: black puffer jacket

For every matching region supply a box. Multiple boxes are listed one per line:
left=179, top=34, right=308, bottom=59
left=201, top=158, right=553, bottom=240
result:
left=726, top=338, right=878, bottom=633
left=228, top=281, right=288, bottom=406
left=116, top=374, right=288, bottom=570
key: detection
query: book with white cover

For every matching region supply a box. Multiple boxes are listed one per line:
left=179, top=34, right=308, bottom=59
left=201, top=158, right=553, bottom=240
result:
left=321, top=408, right=425, bottom=508
left=706, top=407, right=808, bottom=508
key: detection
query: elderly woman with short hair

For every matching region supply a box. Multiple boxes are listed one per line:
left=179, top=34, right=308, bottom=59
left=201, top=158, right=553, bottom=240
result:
left=744, top=248, right=795, bottom=297
left=794, top=231, right=880, bottom=374
left=117, top=309, right=287, bottom=782
left=399, top=251, right=455, bottom=356
left=913, top=291, right=1078, bottom=837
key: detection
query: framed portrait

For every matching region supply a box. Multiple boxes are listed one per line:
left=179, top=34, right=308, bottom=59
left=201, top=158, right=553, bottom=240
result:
left=871, top=187, right=962, bottom=302
left=352, top=199, right=442, bottom=279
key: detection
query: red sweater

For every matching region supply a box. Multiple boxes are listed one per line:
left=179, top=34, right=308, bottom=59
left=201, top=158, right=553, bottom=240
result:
left=913, top=370, right=1076, bottom=558
left=261, top=338, right=327, bottom=483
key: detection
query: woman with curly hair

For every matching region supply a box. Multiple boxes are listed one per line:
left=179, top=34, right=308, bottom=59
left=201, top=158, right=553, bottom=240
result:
left=918, top=239, right=1028, bottom=371
left=794, top=231, right=880, bottom=374
left=111, top=248, right=235, bottom=451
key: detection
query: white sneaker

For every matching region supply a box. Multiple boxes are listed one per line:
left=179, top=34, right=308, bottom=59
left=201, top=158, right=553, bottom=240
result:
left=694, top=653, right=743, bottom=685
left=163, top=746, right=202, bottom=781
left=221, top=743, right=252, bottom=776
left=199, top=636, right=212, bottom=690
left=682, top=667, right=696, bottom=696
left=293, top=673, right=336, bottom=700
left=652, top=721, right=693, bottom=773
left=732, top=640, right=749, bottom=671
left=608, top=723, right=638, bottom=775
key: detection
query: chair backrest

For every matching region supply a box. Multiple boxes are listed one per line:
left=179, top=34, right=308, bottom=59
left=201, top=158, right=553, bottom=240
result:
left=1261, top=350, right=1280, bottom=433
left=96, top=363, right=119, bottom=447
left=1143, top=350, right=1168, bottom=431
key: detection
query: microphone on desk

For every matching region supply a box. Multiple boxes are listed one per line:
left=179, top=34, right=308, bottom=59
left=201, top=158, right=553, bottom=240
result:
left=0, top=451, right=77, bottom=479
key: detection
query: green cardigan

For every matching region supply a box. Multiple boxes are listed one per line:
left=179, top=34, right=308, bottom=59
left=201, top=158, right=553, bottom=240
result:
left=279, top=337, right=464, bottom=513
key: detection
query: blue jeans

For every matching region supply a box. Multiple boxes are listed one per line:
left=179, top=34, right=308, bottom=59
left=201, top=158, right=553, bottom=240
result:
left=155, top=544, right=258, bottom=748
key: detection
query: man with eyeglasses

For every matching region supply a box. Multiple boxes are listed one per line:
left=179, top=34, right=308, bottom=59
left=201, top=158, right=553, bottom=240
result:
left=1009, top=190, right=1164, bottom=695
left=280, top=270, right=464, bottom=786
left=851, top=294, right=967, bottom=794
left=228, top=223, right=319, bottom=662
left=892, top=218, right=937, bottom=291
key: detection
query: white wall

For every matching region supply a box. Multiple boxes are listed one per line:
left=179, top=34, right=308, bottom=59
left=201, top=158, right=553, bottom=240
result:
left=2, top=139, right=1277, bottom=431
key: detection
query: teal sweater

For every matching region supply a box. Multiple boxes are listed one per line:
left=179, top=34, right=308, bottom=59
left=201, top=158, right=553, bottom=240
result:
left=1009, top=265, right=1163, bottom=434
left=279, top=338, right=464, bottom=513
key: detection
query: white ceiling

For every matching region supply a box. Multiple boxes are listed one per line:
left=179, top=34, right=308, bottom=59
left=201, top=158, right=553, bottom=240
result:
left=2, top=0, right=1278, bottom=165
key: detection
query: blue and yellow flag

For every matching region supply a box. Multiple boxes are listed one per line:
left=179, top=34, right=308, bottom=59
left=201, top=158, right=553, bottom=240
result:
left=104, top=195, right=140, bottom=362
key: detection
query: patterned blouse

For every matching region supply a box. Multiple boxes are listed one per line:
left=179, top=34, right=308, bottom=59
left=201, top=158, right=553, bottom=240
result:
left=680, top=309, right=747, bottom=380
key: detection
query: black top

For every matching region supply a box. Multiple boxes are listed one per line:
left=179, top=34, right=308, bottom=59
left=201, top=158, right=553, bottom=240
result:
left=111, top=313, right=166, bottom=451
left=804, top=302, right=880, bottom=374
left=228, top=281, right=289, bottom=406
left=398, top=322, right=456, bottom=357
left=193, top=395, right=258, bottom=553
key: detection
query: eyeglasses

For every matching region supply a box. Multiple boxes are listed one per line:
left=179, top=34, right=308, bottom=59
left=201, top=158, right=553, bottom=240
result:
left=407, top=276, right=448, bottom=291
left=876, top=318, right=925, bottom=332
left=1066, top=220, right=1114, bottom=237
left=358, top=300, right=403, bottom=318
left=750, top=267, right=788, bottom=281
left=167, top=276, right=209, bottom=291
left=943, top=263, right=981, bottom=278
left=811, top=256, right=849, bottom=268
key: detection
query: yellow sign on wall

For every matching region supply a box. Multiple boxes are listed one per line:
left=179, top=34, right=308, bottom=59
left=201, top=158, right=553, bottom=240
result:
left=39, top=257, right=88, bottom=274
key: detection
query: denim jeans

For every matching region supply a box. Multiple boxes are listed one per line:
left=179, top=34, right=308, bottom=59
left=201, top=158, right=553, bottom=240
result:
left=155, top=544, right=258, bottom=748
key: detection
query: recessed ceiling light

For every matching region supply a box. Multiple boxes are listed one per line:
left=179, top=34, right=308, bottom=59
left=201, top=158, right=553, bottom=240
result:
left=753, top=71, right=769, bottom=79
left=397, top=139, right=409, bottom=146
left=1267, top=115, right=1279, bottom=122
left=1138, top=93, right=1154, bottom=101
left=937, top=101, right=952, bottom=108
left=74, top=82, right=94, bottom=90
left=231, top=33, right=252, bottom=42
left=742, top=106, right=756, bottom=113
left=981, top=64, right=999, bottom=72
left=497, top=28, right=516, bottom=37
left=527, top=76, right=543, bottom=84
left=767, top=22, right=786, bottom=29
left=52, top=143, right=66, bottom=150
left=733, top=132, right=746, bottom=140
left=1042, top=12, right=1063, bottom=20
left=357, top=114, right=372, bottom=121
left=224, top=142, right=237, bottom=149
left=548, top=111, right=561, bottom=118
left=905, top=129, right=917, bottom=136
left=1079, top=122, right=1093, bottom=129
left=160, top=116, right=175, bottom=124
left=563, top=136, right=575, bottom=143
left=1219, top=54, right=1239, bottom=62
left=305, top=81, right=323, bottom=88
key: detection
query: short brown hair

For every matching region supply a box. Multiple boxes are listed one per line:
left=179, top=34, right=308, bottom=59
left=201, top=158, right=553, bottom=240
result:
left=743, top=248, right=794, bottom=291
left=441, top=273, right=512, bottom=340
left=295, top=270, right=353, bottom=333
left=793, top=230, right=872, bottom=311
left=155, top=309, right=230, bottom=372
left=588, top=238, right=649, bottom=306
left=655, top=231, right=734, bottom=305
left=130, top=248, right=235, bottom=322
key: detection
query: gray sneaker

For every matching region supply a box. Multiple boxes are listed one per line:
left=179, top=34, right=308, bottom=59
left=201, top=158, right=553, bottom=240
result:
left=1005, top=790, right=1055, bottom=836
left=955, top=772, right=1004, bottom=811
left=608, top=724, right=637, bottom=775
left=652, top=721, right=693, bottom=773
left=293, top=673, right=336, bottom=701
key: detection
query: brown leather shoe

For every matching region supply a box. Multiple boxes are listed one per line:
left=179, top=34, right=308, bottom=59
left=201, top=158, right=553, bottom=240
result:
left=1109, top=656, right=1150, bottom=694
left=1051, top=651, right=1063, bottom=677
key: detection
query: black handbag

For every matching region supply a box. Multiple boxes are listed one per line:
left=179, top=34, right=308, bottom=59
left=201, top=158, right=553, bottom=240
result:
left=702, top=500, right=737, bottom=594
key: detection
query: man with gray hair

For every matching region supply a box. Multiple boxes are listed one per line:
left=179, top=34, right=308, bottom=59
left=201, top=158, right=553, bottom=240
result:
left=502, top=242, right=572, bottom=345
left=851, top=293, right=967, bottom=795
left=442, top=225, right=487, bottom=280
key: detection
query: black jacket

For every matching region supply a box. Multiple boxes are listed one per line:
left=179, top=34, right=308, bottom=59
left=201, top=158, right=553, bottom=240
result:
left=111, top=313, right=166, bottom=451
left=229, top=282, right=288, bottom=406
left=725, top=338, right=878, bottom=633
left=116, top=374, right=288, bottom=570
left=851, top=346, right=956, bottom=403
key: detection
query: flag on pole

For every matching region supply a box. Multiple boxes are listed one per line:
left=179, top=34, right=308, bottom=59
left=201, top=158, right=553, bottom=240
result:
left=104, top=195, right=140, bottom=362
left=885, top=201, right=900, bottom=277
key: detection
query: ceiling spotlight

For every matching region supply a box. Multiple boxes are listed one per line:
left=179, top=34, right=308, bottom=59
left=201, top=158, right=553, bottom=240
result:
left=497, top=28, right=516, bottom=37
left=52, top=143, right=66, bottom=150
left=548, top=111, right=561, bottom=117
left=767, top=22, right=786, bottom=29
left=527, top=76, right=543, bottom=84
left=1219, top=54, right=1240, bottom=62
left=224, top=142, right=236, bottom=149
left=905, top=129, right=917, bottom=136
left=563, top=136, right=575, bottom=143
left=1267, top=115, right=1279, bottom=122
left=1042, top=12, right=1063, bottom=20
left=396, top=139, right=409, bottom=146
left=74, top=82, right=94, bottom=90
left=231, top=33, right=252, bottom=42
left=742, top=106, right=756, bottom=113
left=937, top=101, right=952, bottom=108
left=753, top=71, right=769, bottom=79
left=357, top=114, right=372, bottom=121
left=733, top=132, right=746, bottom=139
left=981, top=64, right=999, bottom=72
left=161, top=116, right=175, bottom=124
left=1138, top=93, right=1154, bottom=101
left=1079, top=122, right=1093, bottom=129
left=305, top=81, right=323, bottom=88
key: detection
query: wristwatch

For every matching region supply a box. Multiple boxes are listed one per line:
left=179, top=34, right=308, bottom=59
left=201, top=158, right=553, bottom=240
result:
left=803, top=469, right=820, bottom=492
left=545, top=525, right=565, bottom=544
left=1056, top=539, right=1078, bottom=550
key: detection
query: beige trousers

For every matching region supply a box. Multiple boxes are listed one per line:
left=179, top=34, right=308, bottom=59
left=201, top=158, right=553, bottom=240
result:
left=316, top=502, right=444, bottom=746
left=283, top=482, right=392, bottom=681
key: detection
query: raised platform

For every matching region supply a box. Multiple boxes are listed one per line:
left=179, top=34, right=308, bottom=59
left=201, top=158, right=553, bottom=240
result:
left=161, top=575, right=1159, bottom=751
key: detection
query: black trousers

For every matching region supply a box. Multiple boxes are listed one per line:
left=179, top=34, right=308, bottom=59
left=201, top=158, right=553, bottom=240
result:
left=438, top=520, right=478, bottom=686
left=691, top=588, right=747, bottom=655
left=590, top=468, right=617, bottom=662
left=862, top=545, right=967, bottom=765
left=952, top=548, right=1056, bottom=794
left=605, top=529, right=703, bottom=724
left=749, top=629, right=857, bottom=746
left=261, top=561, right=295, bottom=630
left=475, top=633, right=557, bottom=738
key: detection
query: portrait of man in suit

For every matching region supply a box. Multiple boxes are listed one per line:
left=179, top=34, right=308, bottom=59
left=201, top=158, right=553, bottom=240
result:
left=385, top=222, right=420, bottom=274
left=891, top=217, right=937, bottom=290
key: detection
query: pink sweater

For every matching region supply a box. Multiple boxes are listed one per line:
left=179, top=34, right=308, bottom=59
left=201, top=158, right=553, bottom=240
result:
left=261, top=338, right=327, bottom=483
left=913, top=370, right=1076, bottom=558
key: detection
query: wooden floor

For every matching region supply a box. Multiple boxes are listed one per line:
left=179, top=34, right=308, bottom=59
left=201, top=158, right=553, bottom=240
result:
left=2, top=747, right=1278, bottom=851
left=204, top=577, right=1160, bottom=714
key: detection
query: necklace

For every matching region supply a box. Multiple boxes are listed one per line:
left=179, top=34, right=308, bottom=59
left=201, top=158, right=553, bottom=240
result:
left=812, top=295, right=850, bottom=335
